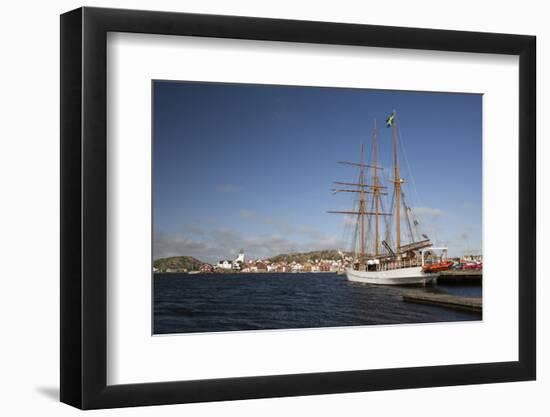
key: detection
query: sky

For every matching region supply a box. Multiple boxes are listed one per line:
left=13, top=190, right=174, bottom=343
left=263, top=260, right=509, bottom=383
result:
left=153, top=81, right=482, bottom=263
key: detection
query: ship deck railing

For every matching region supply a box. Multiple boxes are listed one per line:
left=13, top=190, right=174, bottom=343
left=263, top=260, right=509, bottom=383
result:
left=377, top=259, right=420, bottom=271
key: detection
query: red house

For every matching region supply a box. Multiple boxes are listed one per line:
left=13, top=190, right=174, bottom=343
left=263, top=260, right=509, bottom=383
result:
left=256, top=262, right=268, bottom=272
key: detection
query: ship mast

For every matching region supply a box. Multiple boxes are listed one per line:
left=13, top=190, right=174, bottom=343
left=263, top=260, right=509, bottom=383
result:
left=328, top=124, right=391, bottom=263
left=392, top=112, right=401, bottom=254
left=359, top=144, right=366, bottom=258
left=373, top=120, right=379, bottom=257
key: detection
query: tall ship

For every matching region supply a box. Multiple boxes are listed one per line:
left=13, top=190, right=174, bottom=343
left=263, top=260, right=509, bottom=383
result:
left=328, top=112, right=452, bottom=285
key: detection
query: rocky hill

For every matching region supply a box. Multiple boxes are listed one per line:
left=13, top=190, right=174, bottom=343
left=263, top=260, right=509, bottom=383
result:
left=267, top=250, right=349, bottom=264
left=153, top=256, right=204, bottom=272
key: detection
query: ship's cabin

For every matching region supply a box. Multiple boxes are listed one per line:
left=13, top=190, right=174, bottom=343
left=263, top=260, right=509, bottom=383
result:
left=366, top=259, right=379, bottom=271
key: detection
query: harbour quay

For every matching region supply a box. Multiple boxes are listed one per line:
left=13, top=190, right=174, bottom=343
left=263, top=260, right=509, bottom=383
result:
left=436, top=269, right=482, bottom=284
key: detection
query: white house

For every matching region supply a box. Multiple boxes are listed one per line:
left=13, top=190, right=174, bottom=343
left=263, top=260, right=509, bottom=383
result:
left=292, top=263, right=304, bottom=272
left=232, top=249, right=245, bottom=270
left=217, top=249, right=246, bottom=270
left=235, top=249, right=245, bottom=263
left=216, top=260, right=233, bottom=270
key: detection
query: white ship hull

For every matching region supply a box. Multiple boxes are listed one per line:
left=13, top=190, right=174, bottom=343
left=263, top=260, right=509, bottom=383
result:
left=345, top=266, right=438, bottom=285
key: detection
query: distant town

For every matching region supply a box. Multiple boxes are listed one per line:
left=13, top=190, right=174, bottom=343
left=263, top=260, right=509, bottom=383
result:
left=153, top=249, right=483, bottom=274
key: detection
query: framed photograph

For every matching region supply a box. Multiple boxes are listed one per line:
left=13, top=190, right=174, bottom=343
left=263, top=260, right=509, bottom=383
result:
left=60, top=6, right=536, bottom=409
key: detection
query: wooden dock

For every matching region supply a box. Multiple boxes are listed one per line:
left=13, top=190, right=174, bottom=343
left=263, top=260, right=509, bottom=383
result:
left=437, top=269, right=482, bottom=284
left=402, top=292, right=482, bottom=313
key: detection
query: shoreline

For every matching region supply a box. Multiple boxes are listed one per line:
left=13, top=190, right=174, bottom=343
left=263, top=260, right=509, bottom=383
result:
left=154, top=270, right=341, bottom=275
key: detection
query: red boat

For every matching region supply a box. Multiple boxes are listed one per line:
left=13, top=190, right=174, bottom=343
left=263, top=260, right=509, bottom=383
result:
left=422, top=261, right=454, bottom=273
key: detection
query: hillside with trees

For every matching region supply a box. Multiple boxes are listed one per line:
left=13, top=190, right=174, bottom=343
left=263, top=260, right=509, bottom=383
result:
left=153, top=256, right=204, bottom=272
left=267, top=250, right=349, bottom=264
left=153, top=250, right=351, bottom=273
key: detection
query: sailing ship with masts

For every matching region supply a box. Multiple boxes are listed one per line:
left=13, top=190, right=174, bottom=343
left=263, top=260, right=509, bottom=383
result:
left=328, top=111, right=453, bottom=285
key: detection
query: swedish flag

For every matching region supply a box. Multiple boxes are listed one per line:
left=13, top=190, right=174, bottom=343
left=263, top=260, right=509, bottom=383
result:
left=386, top=113, right=395, bottom=128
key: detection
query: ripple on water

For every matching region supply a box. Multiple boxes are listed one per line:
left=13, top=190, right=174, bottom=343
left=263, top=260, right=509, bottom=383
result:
left=153, top=272, right=481, bottom=334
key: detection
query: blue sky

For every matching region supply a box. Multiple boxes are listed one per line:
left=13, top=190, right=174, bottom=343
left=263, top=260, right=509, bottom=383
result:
left=153, top=81, right=482, bottom=262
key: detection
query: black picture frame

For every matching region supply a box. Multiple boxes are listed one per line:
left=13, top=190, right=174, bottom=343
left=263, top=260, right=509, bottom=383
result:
left=60, top=6, right=536, bottom=410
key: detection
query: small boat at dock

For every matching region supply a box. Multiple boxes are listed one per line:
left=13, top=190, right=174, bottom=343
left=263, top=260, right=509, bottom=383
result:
left=423, top=261, right=454, bottom=273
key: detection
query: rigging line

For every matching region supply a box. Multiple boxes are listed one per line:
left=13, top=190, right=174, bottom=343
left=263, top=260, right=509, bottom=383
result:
left=350, top=207, right=359, bottom=258
left=396, top=121, right=424, bottom=213
left=409, top=205, right=422, bottom=242
left=358, top=149, right=366, bottom=258
left=387, top=185, right=396, bottom=247
left=351, top=186, right=360, bottom=259
left=395, top=117, right=437, bottom=248
left=366, top=194, right=375, bottom=255
left=376, top=152, right=389, bottom=252
left=382, top=200, right=393, bottom=252
left=352, top=221, right=358, bottom=258
left=410, top=206, right=423, bottom=241
left=363, top=139, right=374, bottom=255
left=400, top=190, right=416, bottom=243
left=355, top=176, right=365, bottom=258
left=335, top=195, right=350, bottom=254
left=379, top=125, right=397, bottom=253
left=337, top=171, right=360, bottom=259
left=343, top=220, right=354, bottom=260
left=339, top=204, right=354, bottom=260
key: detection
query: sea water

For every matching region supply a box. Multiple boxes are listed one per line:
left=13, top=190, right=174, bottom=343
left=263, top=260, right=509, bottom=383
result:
left=153, top=272, right=481, bottom=334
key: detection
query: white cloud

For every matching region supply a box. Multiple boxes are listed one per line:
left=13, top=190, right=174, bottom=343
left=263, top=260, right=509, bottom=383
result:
left=412, top=206, right=445, bottom=218
left=153, top=233, right=212, bottom=259
left=154, top=223, right=346, bottom=264
left=238, top=209, right=327, bottom=240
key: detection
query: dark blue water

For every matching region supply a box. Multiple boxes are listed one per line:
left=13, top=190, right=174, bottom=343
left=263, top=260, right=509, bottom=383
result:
left=153, top=273, right=481, bottom=334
